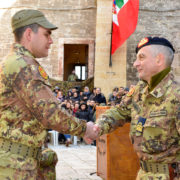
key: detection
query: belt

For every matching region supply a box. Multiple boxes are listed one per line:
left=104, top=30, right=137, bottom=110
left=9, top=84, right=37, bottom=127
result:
left=0, top=137, right=41, bottom=160
left=140, top=160, right=175, bottom=174
left=140, top=160, right=180, bottom=180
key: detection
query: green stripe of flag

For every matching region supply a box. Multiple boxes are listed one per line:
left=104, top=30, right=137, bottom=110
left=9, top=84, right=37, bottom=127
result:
left=116, top=0, right=124, bottom=9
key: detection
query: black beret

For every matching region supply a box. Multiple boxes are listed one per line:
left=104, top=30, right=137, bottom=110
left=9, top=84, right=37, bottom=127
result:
left=136, top=37, right=175, bottom=53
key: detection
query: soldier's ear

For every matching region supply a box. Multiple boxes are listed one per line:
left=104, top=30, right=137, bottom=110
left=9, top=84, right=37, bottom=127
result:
left=156, top=54, right=164, bottom=66
left=24, top=28, right=33, bottom=42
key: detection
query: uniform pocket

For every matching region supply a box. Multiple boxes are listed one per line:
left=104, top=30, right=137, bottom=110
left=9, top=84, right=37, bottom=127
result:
left=141, top=116, right=175, bottom=153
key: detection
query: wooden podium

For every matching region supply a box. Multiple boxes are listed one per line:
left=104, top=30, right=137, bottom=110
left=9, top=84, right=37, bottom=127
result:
left=96, top=106, right=139, bottom=180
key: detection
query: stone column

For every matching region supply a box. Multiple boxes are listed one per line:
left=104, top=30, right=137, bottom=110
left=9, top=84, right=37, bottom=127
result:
left=94, top=0, right=127, bottom=98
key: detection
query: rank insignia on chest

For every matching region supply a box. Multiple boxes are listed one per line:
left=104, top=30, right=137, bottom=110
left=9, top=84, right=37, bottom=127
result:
left=38, top=66, right=48, bottom=80
left=136, top=117, right=146, bottom=133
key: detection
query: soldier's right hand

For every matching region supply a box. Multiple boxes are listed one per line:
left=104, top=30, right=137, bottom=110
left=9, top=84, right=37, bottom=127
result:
left=83, top=122, right=100, bottom=144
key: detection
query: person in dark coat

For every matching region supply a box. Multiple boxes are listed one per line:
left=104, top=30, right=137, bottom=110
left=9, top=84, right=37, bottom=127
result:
left=71, top=92, right=80, bottom=103
left=89, top=87, right=96, bottom=100
left=87, top=100, right=96, bottom=122
left=75, top=103, right=91, bottom=122
left=82, top=86, right=91, bottom=102
left=66, top=90, right=73, bottom=100
left=93, top=87, right=106, bottom=105
left=108, top=90, right=117, bottom=105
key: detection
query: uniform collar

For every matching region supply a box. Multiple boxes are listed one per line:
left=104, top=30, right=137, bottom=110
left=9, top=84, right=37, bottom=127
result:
left=149, top=67, right=171, bottom=91
left=149, top=69, right=174, bottom=98
left=12, top=43, right=35, bottom=58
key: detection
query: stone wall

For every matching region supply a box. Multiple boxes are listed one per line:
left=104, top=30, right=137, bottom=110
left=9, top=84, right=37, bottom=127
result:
left=127, top=0, right=180, bottom=86
left=0, top=0, right=97, bottom=78
left=94, top=0, right=127, bottom=98
left=0, top=0, right=179, bottom=92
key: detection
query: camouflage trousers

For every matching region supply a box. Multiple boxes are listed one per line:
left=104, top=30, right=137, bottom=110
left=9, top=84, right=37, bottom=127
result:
left=0, top=148, right=57, bottom=180
left=136, top=168, right=179, bottom=180
left=0, top=165, right=56, bottom=180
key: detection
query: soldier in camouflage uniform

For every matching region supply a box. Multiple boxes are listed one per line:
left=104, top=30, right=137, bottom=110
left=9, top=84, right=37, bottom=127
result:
left=0, top=9, right=98, bottom=180
left=68, top=70, right=78, bottom=82
left=94, top=37, right=180, bottom=180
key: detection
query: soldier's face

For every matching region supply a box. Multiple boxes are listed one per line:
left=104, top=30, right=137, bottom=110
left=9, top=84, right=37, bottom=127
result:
left=133, top=46, right=158, bottom=83
left=30, top=26, right=53, bottom=58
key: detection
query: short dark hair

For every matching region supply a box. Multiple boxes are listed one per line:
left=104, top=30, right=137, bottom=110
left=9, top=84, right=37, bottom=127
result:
left=13, top=23, right=39, bottom=42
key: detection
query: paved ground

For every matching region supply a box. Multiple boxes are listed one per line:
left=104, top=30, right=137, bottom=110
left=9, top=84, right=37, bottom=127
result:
left=49, top=144, right=102, bottom=180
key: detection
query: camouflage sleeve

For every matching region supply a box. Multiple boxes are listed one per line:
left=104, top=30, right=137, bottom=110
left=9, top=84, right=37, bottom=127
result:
left=174, top=85, right=180, bottom=135
left=176, top=102, right=180, bottom=134
left=97, top=96, right=132, bottom=136
left=13, top=64, right=87, bottom=137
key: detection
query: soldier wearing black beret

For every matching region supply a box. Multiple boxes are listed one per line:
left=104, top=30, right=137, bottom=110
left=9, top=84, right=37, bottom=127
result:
left=92, top=37, right=180, bottom=180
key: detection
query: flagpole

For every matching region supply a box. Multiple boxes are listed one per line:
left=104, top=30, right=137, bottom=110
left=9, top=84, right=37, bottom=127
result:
left=109, top=21, right=113, bottom=67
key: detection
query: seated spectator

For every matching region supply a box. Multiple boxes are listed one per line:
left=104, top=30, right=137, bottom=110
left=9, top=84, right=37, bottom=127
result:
left=88, top=100, right=96, bottom=122
left=115, top=87, right=125, bottom=104
left=79, top=91, right=84, bottom=101
left=124, top=87, right=129, bottom=94
left=53, top=86, right=60, bottom=97
left=108, top=90, right=117, bottom=104
left=71, top=87, right=77, bottom=94
left=60, top=101, right=72, bottom=146
left=108, top=87, right=119, bottom=101
left=71, top=104, right=74, bottom=112
left=64, top=134, right=72, bottom=147
left=93, top=87, right=106, bottom=105
left=82, top=86, right=91, bottom=102
left=56, top=90, right=64, bottom=103
left=71, top=92, right=80, bottom=103
left=89, top=87, right=96, bottom=100
left=119, top=86, right=125, bottom=93
left=58, top=133, right=67, bottom=144
left=66, top=90, right=73, bottom=100
left=75, top=102, right=91, bottom=122
left=61, top=100, right=72, bottom=114
left=72, top=102, right=80, bottom=116
left=113, top=87, right=119, bottom=92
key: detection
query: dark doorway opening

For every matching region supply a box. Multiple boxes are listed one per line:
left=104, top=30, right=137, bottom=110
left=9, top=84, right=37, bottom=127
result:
left=64, top=44, right=88, bottom=81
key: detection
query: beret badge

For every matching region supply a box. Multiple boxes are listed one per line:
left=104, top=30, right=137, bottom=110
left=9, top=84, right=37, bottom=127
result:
left=137, top=37, right=149, bottom=48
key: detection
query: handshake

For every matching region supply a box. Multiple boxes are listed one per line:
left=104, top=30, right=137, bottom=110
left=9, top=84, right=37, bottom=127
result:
left=83, top=122, right=100, bottom=144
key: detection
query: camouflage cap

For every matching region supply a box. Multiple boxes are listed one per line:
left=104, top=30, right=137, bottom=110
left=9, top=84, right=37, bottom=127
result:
left=11, top=9, right=58, bottom=32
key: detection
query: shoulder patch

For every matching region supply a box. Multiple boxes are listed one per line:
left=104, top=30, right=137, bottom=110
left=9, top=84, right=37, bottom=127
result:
left=38, top=66, right=48, bottom=80
left=126, top=87, right=135, bottom=97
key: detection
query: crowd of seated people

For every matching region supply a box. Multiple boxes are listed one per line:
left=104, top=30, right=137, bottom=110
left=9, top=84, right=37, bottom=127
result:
left=50, top=85, right=131, bottom=146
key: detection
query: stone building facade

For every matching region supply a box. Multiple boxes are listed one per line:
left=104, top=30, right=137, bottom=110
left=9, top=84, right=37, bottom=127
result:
left=0, top=0, right=179, bottom=96
left=127, top=0, right=180, bottom=86
left=0, top=0, right=97, bottom=81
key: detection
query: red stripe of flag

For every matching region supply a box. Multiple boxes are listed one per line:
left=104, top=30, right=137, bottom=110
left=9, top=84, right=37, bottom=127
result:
left=111, top=0, right=139, bottom=54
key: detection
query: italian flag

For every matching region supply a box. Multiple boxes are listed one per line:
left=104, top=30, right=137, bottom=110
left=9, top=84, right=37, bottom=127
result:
left=112, top=0, right=139, bottom=54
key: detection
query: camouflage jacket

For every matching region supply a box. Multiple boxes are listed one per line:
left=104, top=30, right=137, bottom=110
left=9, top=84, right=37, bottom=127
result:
left=67, top=74, right=78, bottom=81
left=97, top=72, right=180, bottom=163
left=0, top=43, right=87, bottom=170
